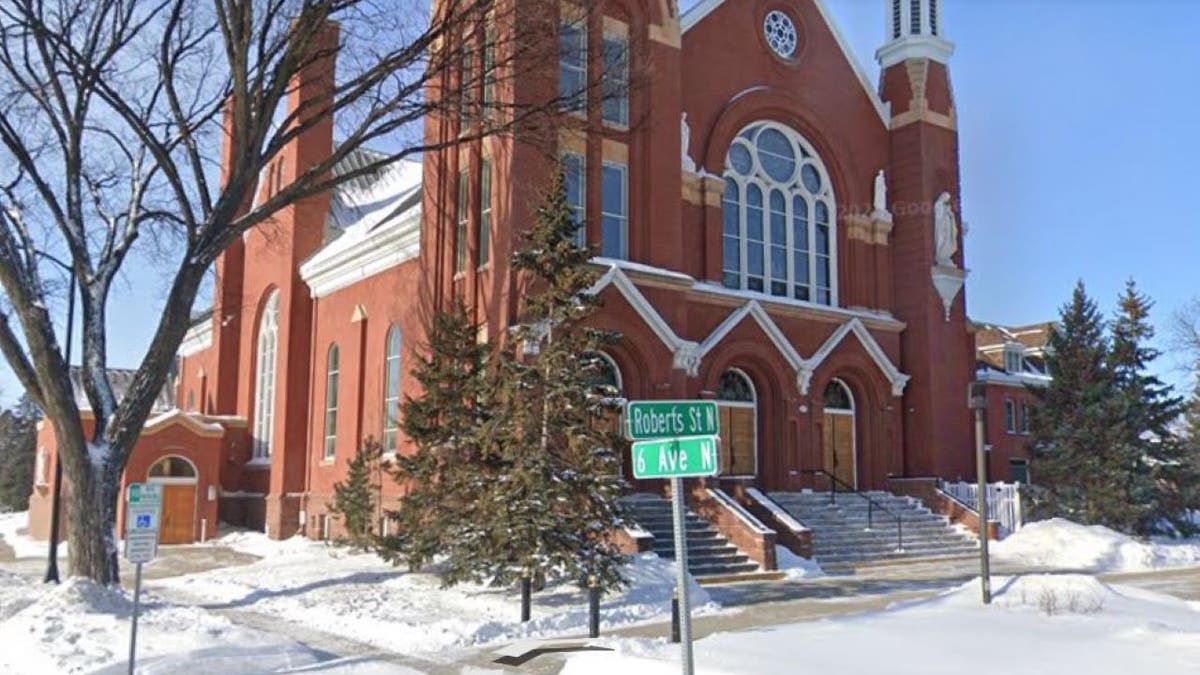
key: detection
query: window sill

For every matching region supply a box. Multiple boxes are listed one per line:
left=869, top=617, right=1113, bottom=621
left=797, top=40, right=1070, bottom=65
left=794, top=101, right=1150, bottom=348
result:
left=601, top=119, right=629, bottom=133
left=476, top=263, right=490, bottom=272
left=245, top=458, right=272, bottom=470
left=320, top=458, right=335, bottom=467
left=453, top=271, right=466, bottom=281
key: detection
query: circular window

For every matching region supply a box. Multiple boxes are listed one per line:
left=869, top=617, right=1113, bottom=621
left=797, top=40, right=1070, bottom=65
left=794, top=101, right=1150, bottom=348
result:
left=763, top=10, right=798, bottom=59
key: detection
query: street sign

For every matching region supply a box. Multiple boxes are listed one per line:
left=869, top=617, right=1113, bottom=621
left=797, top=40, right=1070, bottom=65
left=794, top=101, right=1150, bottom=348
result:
left=631, top=435, right=721, bottom=480
left=124, top=483, right=162, bottom=564
left=625, top=400, right=719, bottom=440
left=124, top=482, right=163, bottom=675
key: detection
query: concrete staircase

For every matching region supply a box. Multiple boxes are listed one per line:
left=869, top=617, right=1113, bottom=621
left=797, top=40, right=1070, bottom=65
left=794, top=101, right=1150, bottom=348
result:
left=767, top=490, right=979, bottom=568
left=621, top=495, right=761, bottom=579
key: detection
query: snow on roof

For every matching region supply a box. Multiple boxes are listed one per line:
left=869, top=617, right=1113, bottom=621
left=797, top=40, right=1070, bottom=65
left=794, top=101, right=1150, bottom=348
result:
left=325, top=150, right=423, bottom=235
left=69, top=366, right=175, bottom=413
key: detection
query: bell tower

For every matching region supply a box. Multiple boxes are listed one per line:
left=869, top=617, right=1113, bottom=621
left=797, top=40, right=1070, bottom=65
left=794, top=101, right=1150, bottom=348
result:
left=877, top=0, right=974, bottom=480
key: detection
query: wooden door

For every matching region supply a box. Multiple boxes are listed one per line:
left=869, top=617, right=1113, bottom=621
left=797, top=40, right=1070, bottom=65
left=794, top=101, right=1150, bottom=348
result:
left=822, top=414, right=856, bottom=490
left=159, top=484, right=196, bottom=544
left=718, top=406, right=755, bottom=477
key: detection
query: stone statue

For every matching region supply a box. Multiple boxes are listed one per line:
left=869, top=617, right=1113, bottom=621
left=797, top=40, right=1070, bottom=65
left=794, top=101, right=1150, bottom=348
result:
left=873, top=170, right=887, bottom=213
left=681, top=112, right=697, bottom=172
left=933, top=192, right=958, bottom=267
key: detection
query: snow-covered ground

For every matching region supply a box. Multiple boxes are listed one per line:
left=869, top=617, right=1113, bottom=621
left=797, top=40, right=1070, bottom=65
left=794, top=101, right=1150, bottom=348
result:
left=993, top=518, right=1200, bottom=573
left=0, top=510, right=59, bottom=559
left=560, top=574, right=1200, bottom=674
left=0, top=569, right=349, bottom=674
left=159, top=530, right=719, bottom=657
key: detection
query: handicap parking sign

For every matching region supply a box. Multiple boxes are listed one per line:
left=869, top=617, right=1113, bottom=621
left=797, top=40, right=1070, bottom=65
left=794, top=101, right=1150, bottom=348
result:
left=136, top=514, right=152, bottom=529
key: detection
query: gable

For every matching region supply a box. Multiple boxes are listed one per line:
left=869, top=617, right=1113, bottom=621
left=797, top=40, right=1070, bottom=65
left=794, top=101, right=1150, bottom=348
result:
left=682, top=0, right=888, bottom=126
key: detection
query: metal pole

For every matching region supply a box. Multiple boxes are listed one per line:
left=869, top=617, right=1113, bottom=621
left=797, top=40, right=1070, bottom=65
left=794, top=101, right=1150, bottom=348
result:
left=670, top=591, right=680, bottom=643
left=974, top=408, right=992, bottom=604
left=128, top=562, right=143, bottom=674
left=520, top=576, right=532, bottom=622
left=588, top=581, right=600, bottom=639
left=45, top=270, right=75, bottom=584
left=670, top=477, right=694, bottom=675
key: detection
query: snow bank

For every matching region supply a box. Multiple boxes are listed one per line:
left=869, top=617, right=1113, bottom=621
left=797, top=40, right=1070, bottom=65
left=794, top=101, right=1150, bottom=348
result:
left=157, top=532, right=718, bottom=656
left=561, top=574, right=1200, bottom=675
left=992, top=518, right=1200, bottom=573
left=0, top=573, right=294, bottom=675
left=775, top=546, right=823, bottom=581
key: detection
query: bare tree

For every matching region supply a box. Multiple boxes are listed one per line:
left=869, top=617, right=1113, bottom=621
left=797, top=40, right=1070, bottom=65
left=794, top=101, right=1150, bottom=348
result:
left=0, top=0, right=615, bottom=584
left=1175, top=297, right=1200, bottom=365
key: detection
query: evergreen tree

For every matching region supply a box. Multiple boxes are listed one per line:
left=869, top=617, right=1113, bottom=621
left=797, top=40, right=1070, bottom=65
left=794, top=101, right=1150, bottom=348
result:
left=377, top=299, right=494, bottom=583
left=1027, top=281, right=1118, bottom=525
left=1107, top=281, right=1194, bottom=535
left=476, top=172, right=627, bottom=595
left=0, top=395, right=39, bottom=512
left=329, top=437, right=382, bottom=549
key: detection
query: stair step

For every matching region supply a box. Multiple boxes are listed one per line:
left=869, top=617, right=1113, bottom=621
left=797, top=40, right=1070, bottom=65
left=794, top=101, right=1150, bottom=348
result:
left=623, top=496, right=763, bottom=580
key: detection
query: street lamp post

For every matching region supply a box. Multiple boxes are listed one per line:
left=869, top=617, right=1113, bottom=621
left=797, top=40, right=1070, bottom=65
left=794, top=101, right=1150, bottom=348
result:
left=968, top=381, right=992, bottom=605
left=43, top=256, right=75, bottom=585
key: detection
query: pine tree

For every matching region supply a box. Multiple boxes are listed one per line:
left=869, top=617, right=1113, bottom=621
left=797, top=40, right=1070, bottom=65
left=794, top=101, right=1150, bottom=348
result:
left=475, top=172, right=628, bottom=595
left=377, top=299, right=494, bottom=582
left=0, top=395, right=39, bottom=512
left=1108, top=281, right=1194, bottom=535
left=1027, top=281, right=1118, bottom=525
left=329, top=437, right=382, bottom=549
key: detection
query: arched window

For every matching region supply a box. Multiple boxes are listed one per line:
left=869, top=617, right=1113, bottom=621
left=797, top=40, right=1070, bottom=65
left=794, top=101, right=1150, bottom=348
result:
left=148, top=455, right=197, bottom=480
left=382, top=325, right=402, bottom=453
left=252, top=290, right=280, bottom=461
left=323, top=344, right=340, bottom=461
left=823, top=379, right=853, bottom=412
left=585, top=351, right=623, bottom=398
left=722, top=122, right=836, bottom=306
left=716, top=369, right=757, bottom=477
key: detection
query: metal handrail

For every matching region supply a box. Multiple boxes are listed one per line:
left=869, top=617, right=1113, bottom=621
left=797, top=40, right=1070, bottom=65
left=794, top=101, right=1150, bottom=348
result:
left=801, top=469, right=903, bottom=552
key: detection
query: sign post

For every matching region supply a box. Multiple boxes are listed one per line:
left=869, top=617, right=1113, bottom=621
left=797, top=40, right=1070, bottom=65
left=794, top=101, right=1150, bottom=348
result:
left=627, top=401, right=721, bottom=675
left=124, top=482, right=162, bottom=675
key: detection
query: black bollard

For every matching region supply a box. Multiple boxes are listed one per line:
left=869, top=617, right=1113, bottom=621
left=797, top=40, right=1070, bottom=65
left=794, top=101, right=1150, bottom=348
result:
left=588, top=581, right=600, bottom=638
left=670, top=590, right=681, bottom=643
left=520, top=576, right=532, bottom=622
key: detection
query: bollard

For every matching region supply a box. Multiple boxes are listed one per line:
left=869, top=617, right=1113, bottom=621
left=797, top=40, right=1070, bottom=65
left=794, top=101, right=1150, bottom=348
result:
left=520, top=576, right=532, bottom=622
left=588, top=577, right=600, bottom=638
left=670, top=590, right=681, bottom=643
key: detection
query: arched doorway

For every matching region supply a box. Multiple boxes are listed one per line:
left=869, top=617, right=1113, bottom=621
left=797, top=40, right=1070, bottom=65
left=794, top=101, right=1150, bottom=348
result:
left=821, top=379, right=856, bottom=490
left=717, top=369, right=757, bottom=478
left=147, top=455, right=198, bottom=544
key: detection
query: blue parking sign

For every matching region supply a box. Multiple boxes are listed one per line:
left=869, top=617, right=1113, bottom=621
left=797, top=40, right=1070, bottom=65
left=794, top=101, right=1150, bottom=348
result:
left=136, top=514, right=152, bottom=529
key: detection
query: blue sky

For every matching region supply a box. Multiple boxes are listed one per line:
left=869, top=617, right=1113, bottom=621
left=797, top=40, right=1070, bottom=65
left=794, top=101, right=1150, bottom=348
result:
left=5, top=0, right=1198, bottom=403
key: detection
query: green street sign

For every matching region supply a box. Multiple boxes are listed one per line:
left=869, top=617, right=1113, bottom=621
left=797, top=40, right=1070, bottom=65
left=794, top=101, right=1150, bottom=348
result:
left=625, top=400, right=719, bottom=440
left=631, top=435, right=721, bottom=479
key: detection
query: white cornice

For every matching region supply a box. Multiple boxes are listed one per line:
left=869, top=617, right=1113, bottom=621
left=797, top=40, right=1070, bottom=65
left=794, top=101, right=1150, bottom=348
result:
left=178, top=317, right=213, bottom=357
left=300, top=207, right=421, bottom=298
left=875, top=35, right=955, bottom=69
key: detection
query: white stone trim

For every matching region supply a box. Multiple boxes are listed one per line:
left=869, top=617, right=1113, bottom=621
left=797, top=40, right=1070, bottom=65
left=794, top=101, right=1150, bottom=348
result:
left=587, top=265, right=701, bottom=374
left=698, top=300, right=805, bottom=372
left=178, top=317, right=213, bottom=357
left=803, top=318, right=910, bottom=397
left=875, top=35, right=955, bottom=68
left=691, top=282, right=901, bottom=329
left=746, top=487, right=809, bottom=532
left=300, top=206, right=422, bottom=298
left=681, top=0, right=890, bottom=127
left=588, top=263, right=910, bottom=394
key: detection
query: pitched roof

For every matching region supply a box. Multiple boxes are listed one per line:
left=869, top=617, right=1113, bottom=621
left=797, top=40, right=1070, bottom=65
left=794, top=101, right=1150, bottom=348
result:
left=325, top=148, right=423, bottom=239
left=69, top=366, right=175, bottom=413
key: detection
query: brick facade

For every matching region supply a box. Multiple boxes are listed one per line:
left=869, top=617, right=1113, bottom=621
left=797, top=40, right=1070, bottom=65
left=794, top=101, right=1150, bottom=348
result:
left=31, top=1, right=1000, bottom=543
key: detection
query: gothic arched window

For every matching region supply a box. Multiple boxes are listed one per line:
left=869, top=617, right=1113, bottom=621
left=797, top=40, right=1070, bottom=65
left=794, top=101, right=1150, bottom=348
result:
left=252, top=290, right=280, bottom=460
left=722, top=122, right=836, bottom=306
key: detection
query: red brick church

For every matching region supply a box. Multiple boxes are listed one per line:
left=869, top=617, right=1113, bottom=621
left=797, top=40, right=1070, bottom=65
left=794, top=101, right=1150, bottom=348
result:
left=31, top=0, right=1013, bottom=555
